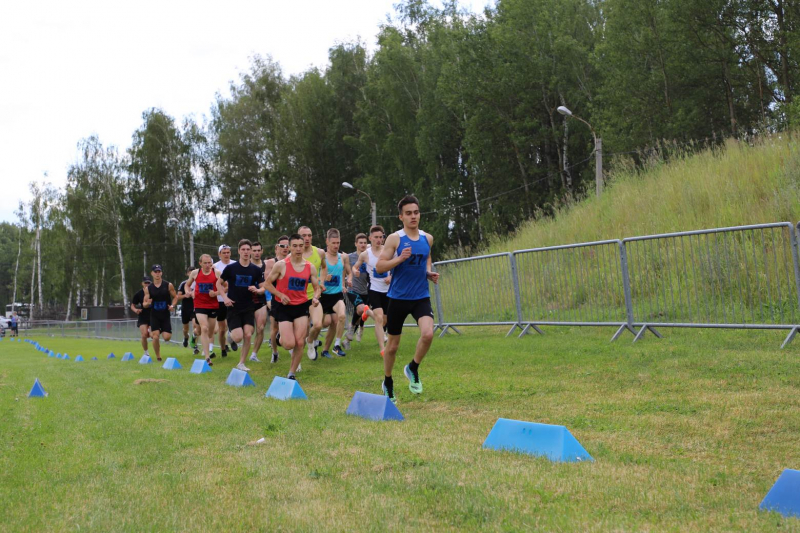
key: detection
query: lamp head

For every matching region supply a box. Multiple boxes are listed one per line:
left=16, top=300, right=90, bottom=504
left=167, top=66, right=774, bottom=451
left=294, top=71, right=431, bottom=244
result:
left=341, top=182, right=354, bottom=190
left=557, top=106, right=572, bottom=117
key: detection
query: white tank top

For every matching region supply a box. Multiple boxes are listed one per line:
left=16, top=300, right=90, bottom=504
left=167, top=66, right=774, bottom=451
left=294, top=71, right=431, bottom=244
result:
left=367, top=247, right=390, bottom=293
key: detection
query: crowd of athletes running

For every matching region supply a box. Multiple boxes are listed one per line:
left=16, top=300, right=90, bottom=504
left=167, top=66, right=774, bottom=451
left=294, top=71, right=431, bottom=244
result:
left=129, top=194, right=439, bottom=403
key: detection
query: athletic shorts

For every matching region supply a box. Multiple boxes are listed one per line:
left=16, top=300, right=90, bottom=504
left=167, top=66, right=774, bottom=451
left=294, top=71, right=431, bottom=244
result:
left=347, top=292, right=365, bottom=308
left=320, top=292, right=344, bottom=315
left=386, top=297, right=434, bottom=336
left=136, top=314, right=150, bottom=328
left=227, top=308, right=256, bottom=331
left=272, top=300, right=311, bottom=323
left=150, top=312, right=173, bottom=334
left=181, top=311, right=194, bottom=325
left=216, top=301, right=228, bottom=321
left=367, top=289, right=390, bottom=312
left=195, top=308, right=218, bottom=320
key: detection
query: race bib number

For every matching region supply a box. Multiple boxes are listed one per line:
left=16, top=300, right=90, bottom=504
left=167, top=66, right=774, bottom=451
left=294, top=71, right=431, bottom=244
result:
left=374, top=269, right=388, bottom=279
left=235, top=275, right=252, bottom=288
left=288, top=277, right=307, bottom=291
left=153, top=301, right=168, bottom=311
left=324, top=275, right=341, bottom=287
left=197, top=283, right=213, bottom=294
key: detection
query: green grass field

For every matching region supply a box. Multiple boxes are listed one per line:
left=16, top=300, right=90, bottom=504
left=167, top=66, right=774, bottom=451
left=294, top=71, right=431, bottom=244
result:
left=1, top=328, right=799, bottom=531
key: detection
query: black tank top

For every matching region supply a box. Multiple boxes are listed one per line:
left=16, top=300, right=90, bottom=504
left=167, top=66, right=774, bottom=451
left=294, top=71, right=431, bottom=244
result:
left=149, top=281, right=172, bottom=313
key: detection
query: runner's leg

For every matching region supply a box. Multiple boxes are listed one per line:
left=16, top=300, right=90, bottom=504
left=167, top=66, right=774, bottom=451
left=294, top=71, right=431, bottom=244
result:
left=139, top=324, right=149, bottom=353
left=291, top=317, right=308, bottom=375
left=239, top=324, right=254, bottom=366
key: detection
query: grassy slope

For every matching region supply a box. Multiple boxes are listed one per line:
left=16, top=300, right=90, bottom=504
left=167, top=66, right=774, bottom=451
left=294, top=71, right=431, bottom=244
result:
left=1, top=330, right=799, bottom=532
left=486, top=135, right=800, bottom=253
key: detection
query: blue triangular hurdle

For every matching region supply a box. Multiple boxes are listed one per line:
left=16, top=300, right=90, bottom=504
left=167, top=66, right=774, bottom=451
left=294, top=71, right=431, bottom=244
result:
left=226, top=368, right=255, bottom=387
left=346, top=391, right=404, bottom=421
left=482, top=419, right=593, bottom=462
left=62, top=354, right=70, bottom=360
left=760, top=469, right=800, bottom=518
left=48, top=352, right=56, bottom=358
left=91, top=357, right=98, bottom=361
left=107, top=352, right=116, bottom=359
left=162, top=358, right=182, bottom=370
left=265, top=376, right=307, bottom=400
left=75, top=355, right=84, bottom=362
left=55, top=353, right=62, bottom=359
left=28, top=378, right=47, bottom=398
left=121, top=353, right=135, bottom=362
left=190, top=359, right=212, bottom=374
left=139, top=355, right=152, bottom=364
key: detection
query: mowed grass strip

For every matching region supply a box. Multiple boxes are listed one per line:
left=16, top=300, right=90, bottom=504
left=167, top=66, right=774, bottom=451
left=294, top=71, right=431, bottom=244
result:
left=0, top=328, right=798, bottom=531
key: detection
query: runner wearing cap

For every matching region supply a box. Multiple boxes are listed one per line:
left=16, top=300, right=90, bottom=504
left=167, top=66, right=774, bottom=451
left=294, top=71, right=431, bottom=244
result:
left=299, top=226, right=327, bottom=361
left=264, top=233, right=321, bottom=381
left=130, top=276, right=153, bottom=357
left=184, top=254, right=223, bottom=366
left=143, top=264, right=178, bottom=362
left=218, top=239, right=266, bottom=373
left=213, top=244, right=237, bottom=357
left=346, top=233, right=373, bottom=347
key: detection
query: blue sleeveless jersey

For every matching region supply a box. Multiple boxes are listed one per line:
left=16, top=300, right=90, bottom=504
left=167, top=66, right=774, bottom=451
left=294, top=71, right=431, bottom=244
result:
left=323, top=254, right=344, bottom=295
left=387, top=230, right=430, bottom=300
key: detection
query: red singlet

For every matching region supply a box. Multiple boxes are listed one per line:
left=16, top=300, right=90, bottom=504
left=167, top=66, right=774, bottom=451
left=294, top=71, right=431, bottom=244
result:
left=194, top=269, right=219, bottom=309
left=276, top=260, right=312, bottom=306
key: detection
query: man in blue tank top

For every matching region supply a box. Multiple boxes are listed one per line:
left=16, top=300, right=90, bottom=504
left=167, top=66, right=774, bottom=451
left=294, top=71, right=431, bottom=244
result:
left=319, top=228, right=352, bottom=358
left=377, top=195, right=439, bottom=403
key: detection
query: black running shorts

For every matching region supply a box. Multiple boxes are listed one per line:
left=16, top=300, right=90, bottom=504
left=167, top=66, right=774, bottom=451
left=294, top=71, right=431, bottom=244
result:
left=181, top=311, right=194, bottom=325
left=150, top=312, right=173, bottom=334
left=216, top=301, right=228, bottom=321
left=346, top=291, right=365, bottom=308
left=195, top=308, right=218, bottom=320
left=367, top=289, right=390, bottom=311
left=227, top=308, right=255, bottom=331
left=136, top=314, right=150, bottom=328
left=386, top=297, right=434, bottom=336
left=320, top=292, right=344, bottom=315
left=272, top=300, right=311, bottom=323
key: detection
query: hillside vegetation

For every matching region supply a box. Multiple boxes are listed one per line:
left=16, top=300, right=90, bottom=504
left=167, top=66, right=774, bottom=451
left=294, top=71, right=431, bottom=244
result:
left=489, top=135, right=800, bottom=253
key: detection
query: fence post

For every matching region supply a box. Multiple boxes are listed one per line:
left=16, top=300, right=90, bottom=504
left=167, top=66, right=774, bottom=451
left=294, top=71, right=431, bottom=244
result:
left=612, top=240, right=637, bottom=342
left=507, top=253, right=527, bottom=337
left=780, top=223, right=800, bottom=348
left=432, top=264, right=447, bottom=335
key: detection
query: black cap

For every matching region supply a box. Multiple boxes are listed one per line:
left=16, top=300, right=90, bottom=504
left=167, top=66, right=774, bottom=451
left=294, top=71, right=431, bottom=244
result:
left=142, top=276, right=152, bottom=283
left=151, top=264, right=162, bottom=272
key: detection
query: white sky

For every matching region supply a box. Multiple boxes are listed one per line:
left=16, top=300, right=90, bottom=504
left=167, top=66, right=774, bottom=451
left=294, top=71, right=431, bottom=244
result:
left=0, top=0, right=485, bottom=224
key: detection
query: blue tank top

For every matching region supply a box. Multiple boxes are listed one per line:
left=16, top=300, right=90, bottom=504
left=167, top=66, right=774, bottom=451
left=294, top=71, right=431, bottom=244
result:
left=387, top=230, right=430, bottom=300
left=323, top=254, right=344, bottom=295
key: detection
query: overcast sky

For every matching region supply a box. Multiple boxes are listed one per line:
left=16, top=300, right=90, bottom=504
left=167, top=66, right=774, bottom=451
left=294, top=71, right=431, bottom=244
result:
left=0, top=0, right=485, bottom=224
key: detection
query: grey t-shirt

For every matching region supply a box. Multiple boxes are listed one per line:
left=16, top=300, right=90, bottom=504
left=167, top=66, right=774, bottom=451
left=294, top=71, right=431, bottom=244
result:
left=349, top=251, right=369, bottom=295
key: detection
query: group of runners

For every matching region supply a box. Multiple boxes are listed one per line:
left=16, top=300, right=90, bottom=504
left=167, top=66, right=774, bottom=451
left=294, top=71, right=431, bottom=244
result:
left=128, top=194, right=438, bottom=403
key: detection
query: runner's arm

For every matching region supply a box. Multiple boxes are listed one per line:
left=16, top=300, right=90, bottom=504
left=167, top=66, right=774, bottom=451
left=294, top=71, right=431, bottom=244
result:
left=309, top=265, right=321, bottom=305
left=352, top=251, right=367, bottom=277
left=377, top=234, right=409, bottom=273
left=169, top=283, right=178, bottom=310
left=208, top=269, right=222, bottom=297
left=264, top=262, right=289, bottom=304
left=426, top=234, right=439, bottom=284
left=142, top=286, right=152, bottom=308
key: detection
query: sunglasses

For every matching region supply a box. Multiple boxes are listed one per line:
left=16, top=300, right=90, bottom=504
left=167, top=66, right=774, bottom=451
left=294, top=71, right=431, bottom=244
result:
left=277, top=243, right=289, bottom=248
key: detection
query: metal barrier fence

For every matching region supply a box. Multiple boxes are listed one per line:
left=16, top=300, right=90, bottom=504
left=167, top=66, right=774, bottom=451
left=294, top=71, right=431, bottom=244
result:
left=431, top=222, right=800, bottom=347
left=18, top=222, right=800, bottom=349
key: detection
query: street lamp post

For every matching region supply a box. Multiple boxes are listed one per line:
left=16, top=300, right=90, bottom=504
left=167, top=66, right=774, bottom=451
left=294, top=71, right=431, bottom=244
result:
left=557, top=105, right=603, bottom=197
left=342, top=182, right=377, bottom=227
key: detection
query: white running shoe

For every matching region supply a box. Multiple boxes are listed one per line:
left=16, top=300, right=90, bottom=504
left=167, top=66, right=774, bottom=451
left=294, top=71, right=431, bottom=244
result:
left=236, top=362, right=250, bottom=372
left=345, top=327, right=354, bottom=341
left=306, top=339, right=318, bottom=360
left=355, top=327, right=363, bottom=342
left=297, top=363, right=302, bottom=372
left=249, top=353, right=261, bottom=363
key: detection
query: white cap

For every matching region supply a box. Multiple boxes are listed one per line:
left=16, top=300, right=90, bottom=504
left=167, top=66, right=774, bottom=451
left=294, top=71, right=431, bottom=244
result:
left=218, top=244, right=231, bottom=253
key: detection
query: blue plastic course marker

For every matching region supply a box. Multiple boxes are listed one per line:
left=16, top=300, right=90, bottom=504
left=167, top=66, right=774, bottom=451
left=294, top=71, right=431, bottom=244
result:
left=62, top=354, right=70, bottom=360
left=482, top=419, right=593, bottom=462
left=75, top=355, right=84, bottom=362
left=265, top=376, right=308, bottom=400
left=345, top=391, right=404, bottom=421
left=28, top=378, right=48, bottom=398
left=48, top=352, right=56, bottom=358
left=107, top=352, right=116, bottom=359
left=189, top=359, right=212, bottom=374
left=139, top=355, right=152, bottom=364
left=91, top=357, right=98, bottom=361
left=760, top=469, right=800, bottom=518
left=121, top=353, right=135, bottom=362
left=162, top=357, right=182, bottom=370
left=226, top=368, right=255, bottom=387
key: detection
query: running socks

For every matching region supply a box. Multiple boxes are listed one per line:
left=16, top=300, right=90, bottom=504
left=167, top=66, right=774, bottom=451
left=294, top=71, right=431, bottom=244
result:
left=408, top=360, right=420, bottom=380
left=384, top=375, right=394, bottom=391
